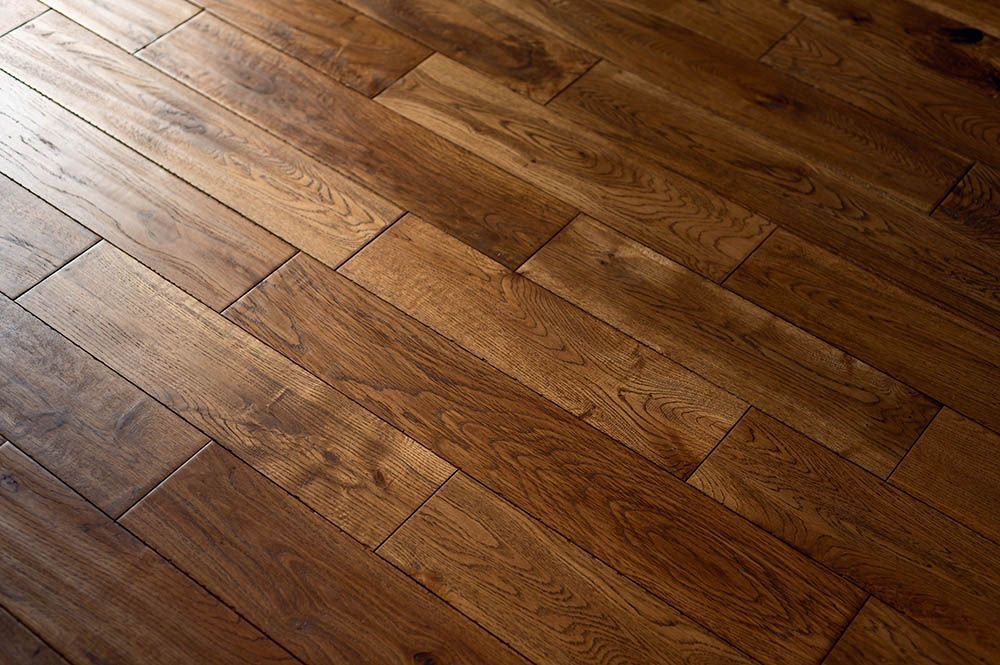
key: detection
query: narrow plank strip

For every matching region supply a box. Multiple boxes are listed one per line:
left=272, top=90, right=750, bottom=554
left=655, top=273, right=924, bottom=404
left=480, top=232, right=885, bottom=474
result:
left=0, top=0, right=44, bottom=35
left=726, top=230, right=999, bottom=432
left=934, top=162, right=1000, bottom=249
left=891, top=409, right=1000, bottom=544
left=340, top=0, right=597, bottom=102
left=121, top=444, right=526, bottom=664
left=906, top=0, right=1000, bottom=39
left=0, top=174, right=95, bottom=298
left=0, top=442, right=296, bottom=664
left=43, top=0, right=198, bottom=51
left=378, top=55, right=772, bottom=280
left=380, top=473, right=751, bottom=664
left=0, top=606, right=67, bottom=665
left=688, top=410, right=1000, bottom=662
left=0, top=13, right=401, bottom=269
left=138, top=13, right=575, bottom=269
left=520, top=216, right=937, bottom=476
left=20, top=242, right=452, bottom=546
left=0, top=295, right=208, bottom=518
left=200, top=0, right=430, bottom=96
left=0, top=71, right=293, bottom=311
left=226, top=251, right=862, bottom=665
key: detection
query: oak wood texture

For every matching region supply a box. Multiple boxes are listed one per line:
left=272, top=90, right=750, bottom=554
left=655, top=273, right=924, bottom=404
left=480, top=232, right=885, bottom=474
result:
left=0, top=442, right=296, bottom=664
left=0, top=174, right=95, bottom=298
left=0, top=0, right=44, bottom=35
left=726, top=229, right=999, bottom=433
left=689, top=409, right=1000, bottom=662
left=0, top=70, right=293, bottom=311
left=934, top=162, right=1000, bottom=249
left=521, top=216, right=937, bottom=475
left=0, top=12, right=401, bottom=270
left=380, top=473, right=751, bottom=664
left=891, top=409, right=1000, bottom=544
left=121, top=443, right=527, bottom=664
left=42, top=0, right=199, bottom=51
left=20, top=242, right=452, bottom=546
left=378, top=55, right=773, bottom=281
left=0, top=606, right=68, bottom=665
left=199, top=0, right=430, bottom=96
left=138, top=12, right=575, bottom=269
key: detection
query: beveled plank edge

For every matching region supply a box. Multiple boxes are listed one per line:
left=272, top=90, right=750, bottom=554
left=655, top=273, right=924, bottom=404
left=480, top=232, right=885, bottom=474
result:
left=127, top=3, right=204, bottom=55
left=0, top=601, right=71, bottom=664
left=0, top=0, right=47, bottom=39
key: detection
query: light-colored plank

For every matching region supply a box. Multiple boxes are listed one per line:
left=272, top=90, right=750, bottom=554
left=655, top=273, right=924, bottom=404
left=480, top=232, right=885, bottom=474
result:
left=43, top=0, right=198, bottom=51
left=0, top=0, right=45, bottom=35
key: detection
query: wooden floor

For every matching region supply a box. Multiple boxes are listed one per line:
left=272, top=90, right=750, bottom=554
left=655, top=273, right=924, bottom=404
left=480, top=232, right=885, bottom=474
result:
left=0, top=0, right=998, bottom=662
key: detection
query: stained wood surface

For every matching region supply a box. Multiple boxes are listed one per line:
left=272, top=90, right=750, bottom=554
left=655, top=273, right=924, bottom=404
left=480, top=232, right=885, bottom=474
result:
left=0, top=606, right=68, bottom=665
left=0, top=0, right=44, bottom=35
left=42, top=0, right=199, bottom=51
left=934, top=162, right=1000, bottom=248
left=906, top=0, right=1000, bottom=38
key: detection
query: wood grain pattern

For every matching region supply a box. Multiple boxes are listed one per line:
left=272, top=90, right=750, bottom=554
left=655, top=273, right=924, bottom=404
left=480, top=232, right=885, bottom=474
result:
left=0, top=71, right=293, bottom=311
left=0, top=0, right=44, bottom=35
left=378, top=55, right=773, bottom=280
left=121, top=444, right=527, bottom=664
left=0, top=13, right=400, bottom=269
left=521, top=216, right=937, bottom=475
left=0, top=174, right=95, bottom=298
left=726, top=230, right=999, bottom=434
left=42, top=0, right=198, bottom=51
left=200, top=0, right=430, bottom=96
left=0, top=442, right=296, bottom=664
left=380, top=473, right=752, bottom=665
left=0, top=606, right=68, bottom=665
left=0, top=295, right=208, bottom=518
left=138, top=13, right=575, bottom=269
left=20, top=242, right=452, bottom=546
left=891, top=409, right=1000, bottom=544
left=906, top=0, right=1000, bottom=39
left=934, top=162, right=1000, bottom=249
left=689, top=409, right=1000, bottom=662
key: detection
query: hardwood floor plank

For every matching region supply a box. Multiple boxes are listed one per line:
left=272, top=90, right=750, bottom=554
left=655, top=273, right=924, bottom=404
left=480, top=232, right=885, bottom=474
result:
left=340, top=0, right=597, bottom=102
left=891, top=409, right=1000, bottom=544
left=0, top=606, right=68, bottom=665
left=0, top=174, right=95, bottom=299
left=0, top=0, right=44, bottom=35
left=520, top=216, right=937, bottom=476
left=688, top=409, right=1000, bottom=662
left=42, top=0, right=198, bottom=51
left=934, top=162, right=1000, bottom=249
left=726, top=230, right=999, bottom=433
left=0, top=442, right=296, bottom=664
left=200, top=0, right=429, bottom=96
left=20, top=242, right=452, bottom=546
left=0, top=13, right=401, bottom=270
left=906, top=0, right=1000, bottom=39
left=0, top=71, right=293, bottom=311
left=137, top=12, right=575, bottom=269
left=226, top=251, right=862, bottom=665
left=121, top=444, right=527, bottom=664
left=377, top=55, right=772, bottom=280
left=380, top=473, right=751, bottom=664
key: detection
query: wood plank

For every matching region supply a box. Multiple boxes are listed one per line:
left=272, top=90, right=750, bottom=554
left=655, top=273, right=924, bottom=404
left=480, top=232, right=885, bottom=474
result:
left=378, top=55, right=772, bottom=280
left=688, top=409, right=1000, bottom=662
left=549, top=60, right=1000, bottom=331
left=934, top=162, right=1000, bottom=249
left=0, top=606, right=68, bottom=665
left=0, top=13, right=401, bottom=270
left=42, top=0, right=198, bottom=51
left=726, top=230, right=999, bottom=432
left=138, top=12, right=575, bottom=269
left=0, top=442, right=296, bottom=664
left=906, top=0, right=1000, bottom=39
left=380, top=473, right=752, bottom=664
left=0, top=71, right=293, bottom=311
left=339, top=0, right=597, bottom=102
left=226, top=251, right=862, bottom=665
left=0, top=0, right=44, bottom=35
left=200, top=0, right=429, bottom=96
left=0, top=174, right=95, bottom=298
left=891, top=409, right=1000, bottom=544
left=20, top=242, right=452, bottom=546
left=121, top=444, right=527, bottom=664
left=520, top=216, right=938, bottom=476
left=0, top=295, right=207, bottom=518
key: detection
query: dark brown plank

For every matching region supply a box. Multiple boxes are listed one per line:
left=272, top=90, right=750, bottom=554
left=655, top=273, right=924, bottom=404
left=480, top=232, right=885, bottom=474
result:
left=0, top=295, right=208, bottom=518
left=0, top=442, right=296, bottom=664
left=0, top=71, right=293, bottom=311
left=138, top=12, right=575, bottom=269
left=200, top=0, right=430, bottom=96
left=934, top=162, right=1000, bottom=249
left=0, top=0, right=44, bottom=35
left=121, top=444, right=527, bottom=664
left=906, top=0, right=1000, bottom=38
left=891, top=409, right=1000, bottom=544
left=0, top=607, right=67, bottom=665
left=726, top=230, right=999, bottom=433
left=688, top=409, right=1000, bottom=662
left=20, top=242, right=452, bottom=546
left=380, top=473, right=752, bottom=664
left=0, top=13, right=401, bottom=269
left=0, top=174, right=95, bottom=299
left=520, top=216, right=937, bottom=476
left=340, top=0, right=597, bottom=102
left=378, top=55, right=773, bottom=281
left=43, top=0, right=198, bottom=51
